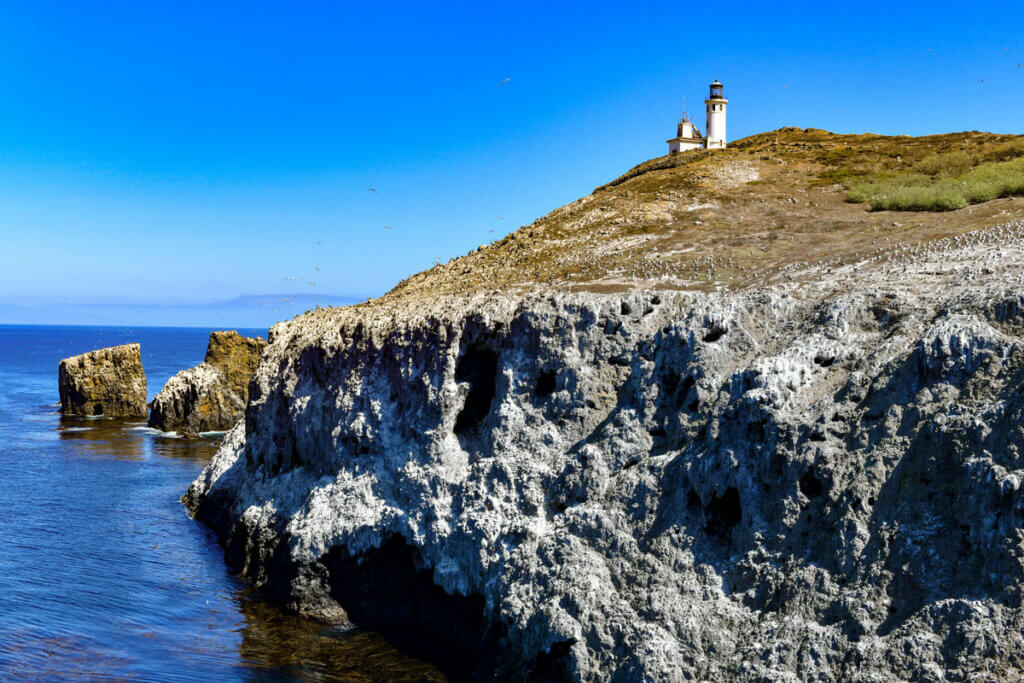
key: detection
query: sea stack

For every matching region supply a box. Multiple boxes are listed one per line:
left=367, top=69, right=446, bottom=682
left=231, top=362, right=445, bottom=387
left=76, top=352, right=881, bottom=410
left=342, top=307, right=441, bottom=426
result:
left=58, top=343, right=148, bottom=417
left=148, top=331, right=266, bottom=436
left=203, top=330, right=268, bottom=402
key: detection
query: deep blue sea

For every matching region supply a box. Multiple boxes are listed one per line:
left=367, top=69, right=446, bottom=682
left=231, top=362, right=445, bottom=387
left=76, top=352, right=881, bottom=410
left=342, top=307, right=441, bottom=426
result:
left=0, top=325, right=441, bottom=681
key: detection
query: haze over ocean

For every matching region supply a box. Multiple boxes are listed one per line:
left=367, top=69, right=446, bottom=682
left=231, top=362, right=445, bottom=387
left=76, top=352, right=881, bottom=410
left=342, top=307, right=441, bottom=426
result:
left=1, top=1, right=1022, bottom=326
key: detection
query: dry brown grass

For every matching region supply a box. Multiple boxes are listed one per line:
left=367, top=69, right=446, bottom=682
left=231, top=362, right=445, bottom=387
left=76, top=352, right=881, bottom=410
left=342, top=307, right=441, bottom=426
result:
left=374, top=128, right=1024, bottom=305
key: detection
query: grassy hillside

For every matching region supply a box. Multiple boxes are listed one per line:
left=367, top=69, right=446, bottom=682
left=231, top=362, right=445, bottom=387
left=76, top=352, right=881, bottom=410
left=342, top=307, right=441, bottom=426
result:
left=377, top=128, right=1024, bottom=303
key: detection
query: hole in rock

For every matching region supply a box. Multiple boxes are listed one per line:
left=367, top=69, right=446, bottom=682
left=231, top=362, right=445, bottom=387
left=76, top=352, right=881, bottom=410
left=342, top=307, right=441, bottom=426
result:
left=454, top=345, right=498, bottom=436
left=527, top=639, right=576, bottom=681
left=703, top=325, right=727, bottom=343
left=620, top=301, right=632, bottom=315
left=704, top=487, right=742, bottom=542
left=814, top=354, right=837, bottom=367
left=747, top=420, right=767, bottom=442
left=534, top=370, right=557, bottom=398
left=92, top=403, right=103, bottom=416
left=799, top=471, right=824, bottom=499
left=322, top=537, right=495, bottom=681
left=679, top=376, right=696, bottom=408
left=663, top=372, right=697, bottom=413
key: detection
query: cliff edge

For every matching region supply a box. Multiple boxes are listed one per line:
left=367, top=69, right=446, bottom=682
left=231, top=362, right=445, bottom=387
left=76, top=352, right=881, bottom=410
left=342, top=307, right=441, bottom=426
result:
left=186, top=130, right=1024, bottom=680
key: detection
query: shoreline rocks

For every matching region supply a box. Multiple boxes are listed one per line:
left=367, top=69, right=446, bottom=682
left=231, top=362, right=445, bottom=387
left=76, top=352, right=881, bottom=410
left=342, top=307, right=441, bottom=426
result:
left=58, top=344, right=147, bottom=417
left=148, top=331, right=266, bottom=437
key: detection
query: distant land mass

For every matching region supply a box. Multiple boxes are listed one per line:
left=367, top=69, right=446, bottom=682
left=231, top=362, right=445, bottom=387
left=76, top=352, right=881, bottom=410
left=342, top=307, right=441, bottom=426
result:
left=0, top=293, right=361, bottom=329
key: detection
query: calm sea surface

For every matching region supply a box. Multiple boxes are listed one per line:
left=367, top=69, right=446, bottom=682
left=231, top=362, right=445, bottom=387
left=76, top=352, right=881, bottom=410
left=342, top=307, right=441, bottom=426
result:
left=0, top=324, right=442, bottom=681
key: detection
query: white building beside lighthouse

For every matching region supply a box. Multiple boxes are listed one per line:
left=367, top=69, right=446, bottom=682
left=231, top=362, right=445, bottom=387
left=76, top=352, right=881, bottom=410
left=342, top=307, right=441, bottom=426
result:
left=667, top=113, right=704, bottom=153
left=667, top=80, right=728, bottom=153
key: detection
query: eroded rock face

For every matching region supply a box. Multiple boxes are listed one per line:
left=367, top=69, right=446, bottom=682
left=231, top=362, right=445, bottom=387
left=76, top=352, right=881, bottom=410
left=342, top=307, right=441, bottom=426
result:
left=58, top=343, right=147, bottom=417
left=147, top=331, right=266, bottom=437
left=148, top=363, right=245, bottom=436
left=187, top=223, right=1024, bottom=680
left=204, top=331, right=267, bottom=403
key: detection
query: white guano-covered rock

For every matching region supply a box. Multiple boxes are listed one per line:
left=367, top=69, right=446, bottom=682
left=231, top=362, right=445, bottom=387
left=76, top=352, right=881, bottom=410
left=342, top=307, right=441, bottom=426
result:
left=186, top=223, right=1024, bottom=681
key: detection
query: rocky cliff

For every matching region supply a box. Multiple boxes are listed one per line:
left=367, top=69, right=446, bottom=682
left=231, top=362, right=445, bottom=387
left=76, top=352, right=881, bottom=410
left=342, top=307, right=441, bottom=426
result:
left=148, top=331, right=266, bottom=436
left=187, top=219, right=1024, bottom=680
left=58, top=343, right=147, bottom=417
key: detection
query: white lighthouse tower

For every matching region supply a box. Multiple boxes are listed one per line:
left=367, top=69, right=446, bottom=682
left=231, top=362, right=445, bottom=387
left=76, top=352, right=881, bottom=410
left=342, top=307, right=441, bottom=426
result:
left=704, top=80, right=727, bottom=149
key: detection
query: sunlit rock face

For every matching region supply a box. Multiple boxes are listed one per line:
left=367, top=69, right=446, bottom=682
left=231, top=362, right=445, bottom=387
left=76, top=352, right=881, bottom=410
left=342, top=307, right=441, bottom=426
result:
left=58, top=343, right=147, bottom=417
left=188, top=223, right=1024, bottom=681
left=203, top=330, right=267, bottom=403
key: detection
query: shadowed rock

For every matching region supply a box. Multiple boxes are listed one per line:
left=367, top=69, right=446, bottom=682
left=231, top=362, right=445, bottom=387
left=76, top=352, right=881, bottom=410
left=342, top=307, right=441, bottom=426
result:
left=58, top=343, right=147, bottom=417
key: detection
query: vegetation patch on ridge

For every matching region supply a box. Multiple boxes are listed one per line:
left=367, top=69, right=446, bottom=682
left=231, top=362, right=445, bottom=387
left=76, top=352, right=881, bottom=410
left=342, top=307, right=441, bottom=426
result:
left=844, top=140, right=1024, bottom=211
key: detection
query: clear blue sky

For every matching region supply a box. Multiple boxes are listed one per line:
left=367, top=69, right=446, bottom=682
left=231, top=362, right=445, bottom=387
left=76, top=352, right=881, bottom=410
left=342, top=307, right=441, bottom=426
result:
left=1, top=1, right=1022, bottom=309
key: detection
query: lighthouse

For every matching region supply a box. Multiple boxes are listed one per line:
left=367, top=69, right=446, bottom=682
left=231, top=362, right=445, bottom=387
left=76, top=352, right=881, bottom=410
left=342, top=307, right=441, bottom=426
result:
left=705, top=80, right=727, bottom=149
left=667, top=81, right=729, bottom=154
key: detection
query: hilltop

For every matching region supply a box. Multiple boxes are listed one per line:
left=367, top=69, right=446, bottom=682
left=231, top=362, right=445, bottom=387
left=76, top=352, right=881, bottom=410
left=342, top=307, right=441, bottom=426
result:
left=188, top=127, right=1024, bottom=680
left=379, top=128, right=1024, bottom=302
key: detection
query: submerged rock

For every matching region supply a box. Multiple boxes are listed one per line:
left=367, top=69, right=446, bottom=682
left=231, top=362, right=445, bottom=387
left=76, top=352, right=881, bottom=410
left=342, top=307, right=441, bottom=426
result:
left=148, top=363, right=245, bottom=437
left=186, top=223, right=1024, bottom=680
left=203, top=330, right=267, bottom=403
left=58, top=343, right=147, bottom=417
left=148, top=331, right=266, bottom=436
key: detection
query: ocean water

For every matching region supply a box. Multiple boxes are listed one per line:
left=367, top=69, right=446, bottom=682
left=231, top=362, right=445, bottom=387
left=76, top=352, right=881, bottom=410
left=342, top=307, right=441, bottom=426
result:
left=0, top=325, right=442, bottom=681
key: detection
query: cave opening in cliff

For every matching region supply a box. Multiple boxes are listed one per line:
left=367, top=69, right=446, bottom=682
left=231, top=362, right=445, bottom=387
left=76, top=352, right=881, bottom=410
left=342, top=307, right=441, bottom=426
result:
left=704, top=487, right=742, bottom=542
left=534, top=369, right=557, bottom=398
left=799, top=470, right=825, bottom=499
left=320, top=537, right=499, bottom=681
left=454, top=344, right=498, bottom=436
left=703, top=325, right=728, bottom=343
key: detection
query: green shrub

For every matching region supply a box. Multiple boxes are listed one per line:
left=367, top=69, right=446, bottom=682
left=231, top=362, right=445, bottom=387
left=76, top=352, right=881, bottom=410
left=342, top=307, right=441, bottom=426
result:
left=986, top=138, right=1024, bottom=162
left=847, top=155, right=1024, bottom=211
left=915, top=151, right=976, bottom=177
